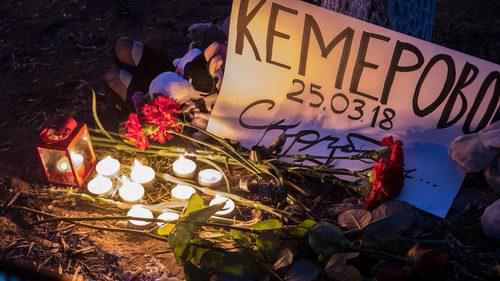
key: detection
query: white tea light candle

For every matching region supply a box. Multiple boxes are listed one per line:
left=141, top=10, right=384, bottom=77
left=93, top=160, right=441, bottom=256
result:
left=171, top=184, right=196, bottom=200
left=198, top=168, right=223, bottom=187
left=172, top=156, right=197, bottom=178
left=119, top=176, right=145, bottom=203
left=127, top=205, right=153, bottom=226
left=87, top=175, right=113, bottom=196
left=130, top=159, right=155, bottom=185
left=57, top=151, right=84, bottom=172
left=157, top=212, right=180, bottom=226
left=96, top=156, right=120, bottom=177
left=209, top=195, right=235, bottom=215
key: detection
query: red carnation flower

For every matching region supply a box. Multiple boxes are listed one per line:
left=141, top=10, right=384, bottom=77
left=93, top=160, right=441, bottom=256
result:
left=125, top=113, right=149, bottom=150
left=141, top=96, right=182, bottom=143
left=124, top=96, right=182, bottom=149
left=364, top=136, right=405, bottom=209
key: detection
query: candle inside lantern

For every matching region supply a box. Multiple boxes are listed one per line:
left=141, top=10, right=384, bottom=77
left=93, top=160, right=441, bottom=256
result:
left=209, top=195, right=235, bottom=215
left=171, top=184, right=196, bottom=200
left=87, top=175, right=113, bottom=196
left=96, top=156, right=120, bottom=177
left=119, top=176, right=144, bottom=203
left=127, top=205, right=153, bottom=226
left=198, top=169, right=223, bottom=187
left=157, top=212, right=180, bottom=226
left=57, top=151, right=84, bottom=172
left=172, top=156, right=197, bottom=178
left=130, top=160, right=155, bottom=185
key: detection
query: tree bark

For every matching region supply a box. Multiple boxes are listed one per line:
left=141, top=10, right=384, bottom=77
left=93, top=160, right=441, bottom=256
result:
left=319, top=0, right=436, bottom=41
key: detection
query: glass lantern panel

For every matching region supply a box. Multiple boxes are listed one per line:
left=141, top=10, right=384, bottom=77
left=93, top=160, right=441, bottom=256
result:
left=38, top=147, right=77, bottom=185
left=68, top=127, right=94, bottom=184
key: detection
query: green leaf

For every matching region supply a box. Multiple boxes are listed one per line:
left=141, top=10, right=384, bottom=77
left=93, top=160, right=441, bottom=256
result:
left=308, top=222, right=345, bottom=257
left=362, top=203, right=414, bottom=247
left=273, top=248, right=293, bottom=270
left=214, top=252, right=261, bottom=280
left=182, top=193, right=204, bottom=218
left=168, top=223, right=193, bottom=264
left=255, top=232, right=280, bottom=255
left=325, top=253, right=362, bottom=281
left=200, top=250, right=225, bottom=270
left=285, top=260, right=319, bottom=281
left=181, top=202, right=224, bottom=224
left=337, top=209, right=372, bottom=231
left=184, top=261, right=210, bottom=281
left=230, top=229, right=253, bottom=244
left=169, top=203, right=224, bottom=264
left=287, top=219, right=316, bottom=237
left=298, top=219, right=316, bottom=229
left=250, top=219, right=282, bottom=230
left=157, top=223, right=176, bottom=236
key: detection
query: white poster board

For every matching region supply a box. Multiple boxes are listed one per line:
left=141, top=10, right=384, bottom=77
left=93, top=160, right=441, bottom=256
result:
left=207, top=0, right=500, bottom=217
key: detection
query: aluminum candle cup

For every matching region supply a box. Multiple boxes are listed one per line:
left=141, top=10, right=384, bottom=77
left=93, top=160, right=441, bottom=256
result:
left=197, top=169, right=223, bottom=187
left=209, top=195, right=235, bottom=216
left=171, top=184, right=196, bottom=200
left=130, top=160, right=156, bottom=187
left=172, top=156, right=197, bottom=179
left=96, top=156, right=121, bottom=177
left=157, top=212, right=180, bottom=226
left=119, top=176, right=145, bottom=203
left=87, top=175, right=113, bottom=197
left=127, top=205, right=153, bottom=226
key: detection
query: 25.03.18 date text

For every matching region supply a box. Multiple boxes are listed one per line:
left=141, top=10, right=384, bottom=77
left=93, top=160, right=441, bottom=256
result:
left=286, top=78, right=396, bottom=130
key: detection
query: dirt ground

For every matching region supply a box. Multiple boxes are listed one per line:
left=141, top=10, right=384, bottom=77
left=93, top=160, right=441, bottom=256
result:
left=0, top=0, right=498, bottom=280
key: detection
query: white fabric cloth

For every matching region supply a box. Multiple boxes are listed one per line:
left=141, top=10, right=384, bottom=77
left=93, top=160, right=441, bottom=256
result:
left=131, top=41, right=144, bottom=66
left=148, top=72, right=203, bottom=104
left=449, top=121, right=500, bottom=172
left=481, top=199, right=500, bottom=241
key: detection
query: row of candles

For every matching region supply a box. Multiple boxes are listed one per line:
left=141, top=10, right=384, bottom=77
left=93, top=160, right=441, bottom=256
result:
left=86, top=155, right=235, bottom=226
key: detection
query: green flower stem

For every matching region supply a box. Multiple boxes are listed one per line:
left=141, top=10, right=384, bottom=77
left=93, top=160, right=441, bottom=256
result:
left=286, top=169, right=362, bottom=192
left=92, top=141, right=244, bottom=168
left=279, top=154, right=369, bottom=161
left=90, top=136, right=119, bottom=143
left=163, top=173, right=284, bottom=218
left=34, top=215, right=263, bottom=234
left=91, top=90, right=116, bottom=140
left=168, top=131, right=260, bottom=175
left=183, top=123, right=262, bottom=174
left=9, top=205, right=169, bottom=243
left=350, top=247, right=410, bottom=263
left=196, top=158, right=232, bottom=194
left=47, top=188, right=238, bottom=224
left=286, top=193, right=320, bottom=221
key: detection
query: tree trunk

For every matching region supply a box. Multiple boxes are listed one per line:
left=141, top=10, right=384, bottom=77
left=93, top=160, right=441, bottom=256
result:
left=319, top=0, right=436, bottom=41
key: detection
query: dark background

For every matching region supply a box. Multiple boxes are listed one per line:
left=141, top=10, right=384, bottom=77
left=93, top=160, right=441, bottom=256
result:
left=0, top=0, right=498, bottom=279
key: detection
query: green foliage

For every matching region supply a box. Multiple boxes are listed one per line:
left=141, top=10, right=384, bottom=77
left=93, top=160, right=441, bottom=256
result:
left=285, top=260, right=319, bottom=281
left=362, top=203, right=414, bottom=247
left=91, top=90, right=115, bottom=140
left=287, top=219, right=316, bottom=237
left=168, top=200, right=224, bottom=264
left=308, top=222, right=345, bottom=257
left=213, top=252, right=262, bottom=280
left=184, top=261, right=209, bottom=281
left=181, top=193, right=204, bottom=218
left=157, top=223, right=176, bottom=236
left=250, top=219, right=282, bottom=230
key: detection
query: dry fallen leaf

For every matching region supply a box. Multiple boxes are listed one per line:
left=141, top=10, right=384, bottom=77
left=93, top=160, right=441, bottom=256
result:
left=325, top=253, right=362, bottom=281
left=338, top=209, right=372, bottom=230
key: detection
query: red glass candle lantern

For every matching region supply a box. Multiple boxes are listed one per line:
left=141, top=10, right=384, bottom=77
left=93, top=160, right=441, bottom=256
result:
left=36, top=116, right=97, bottom=186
